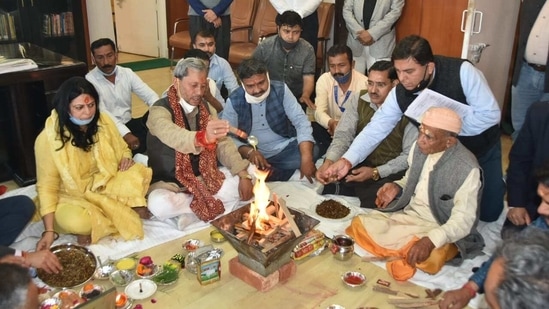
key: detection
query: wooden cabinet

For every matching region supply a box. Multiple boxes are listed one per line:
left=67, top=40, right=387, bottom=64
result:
left=0, top=43, right=87, bottom=185
left=333, top=0, right=467, bottom=58
left=396, top=0, right=467, bottom=57
left=0, top=0, right=90, bottom=65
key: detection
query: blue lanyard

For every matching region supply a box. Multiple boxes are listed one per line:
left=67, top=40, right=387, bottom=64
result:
left=334, top=85, right=352, bottom=112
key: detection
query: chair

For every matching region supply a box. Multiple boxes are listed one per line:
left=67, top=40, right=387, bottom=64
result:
left=168, top=12, right=191, bottom=69
left=230, top=0, right=259, bottom=43
left=228, top=1, right=278, bottom=68
left=316, top=2, right=335, bottom=74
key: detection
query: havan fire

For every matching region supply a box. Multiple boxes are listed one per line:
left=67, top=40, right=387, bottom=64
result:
left=235, top=169, right=301, bottom=251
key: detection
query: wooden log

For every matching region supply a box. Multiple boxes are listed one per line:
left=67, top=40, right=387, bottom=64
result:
left=266, top=205, right=277, bottom=216
left=373, top=286, right=419, bottom=298
left=247, top=218, right=257, bottom=244
left=272, top=193, right=284, bottom=219
left=387, top=296, right=438, bottom=307
left=277, top=197, right=301, bottom=237
left=268, top=215, right=282, bottom=225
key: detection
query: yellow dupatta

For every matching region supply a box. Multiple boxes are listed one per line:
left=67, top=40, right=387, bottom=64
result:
left=41, top=110, right=152, bottom=243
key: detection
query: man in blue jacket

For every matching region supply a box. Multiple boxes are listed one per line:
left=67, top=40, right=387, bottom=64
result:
left=222, top=58, right=319, bottom=182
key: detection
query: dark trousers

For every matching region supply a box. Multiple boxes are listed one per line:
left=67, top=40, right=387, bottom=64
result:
left=477, top=139, right=505, bottom=222
left=266, top=139, right=320, bottom=182
left=302, top=11, right=319, bottom=57
left=322, top=162, right=405, bottom=208
left=189, top=15, right=231, bottom=61
left=0, top=195, right=35, bottom=246
left=312, top=121, right=331, bottom=158
left=126, top=114, right=149, bottom=155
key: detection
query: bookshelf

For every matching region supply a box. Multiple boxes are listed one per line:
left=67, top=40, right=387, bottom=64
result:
left=0, top=0, right=90, bottom=66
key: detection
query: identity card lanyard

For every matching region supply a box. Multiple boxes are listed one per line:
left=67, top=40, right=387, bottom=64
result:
left=334, top=85, right=352, bottom=113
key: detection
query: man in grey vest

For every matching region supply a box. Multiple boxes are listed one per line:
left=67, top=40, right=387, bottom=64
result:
left=317, top=60, right=417, bottom=208
left=346, top=107, right=484, bottom=281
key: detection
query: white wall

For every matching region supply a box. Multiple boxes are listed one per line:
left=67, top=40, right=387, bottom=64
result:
left=86, top=0, right=168, bottom=58
left=86, top=0, right=116, bottom=43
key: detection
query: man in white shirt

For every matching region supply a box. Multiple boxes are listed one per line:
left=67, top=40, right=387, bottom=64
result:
left=313, top=44, right=369, bottom=156
left=192, top=30, right=239, bottom=98
left=510, top=0, right=549, bottom=139
left=86, top=38, right=159, bottom=154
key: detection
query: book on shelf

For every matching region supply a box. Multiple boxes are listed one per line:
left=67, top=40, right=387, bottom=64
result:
left=42, top=12, right=74, bottom=37
left=0, top=11, right=17, bottom=41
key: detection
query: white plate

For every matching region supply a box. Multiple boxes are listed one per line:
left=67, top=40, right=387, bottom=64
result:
left=309, top=197, right=356, bottom=222
left=124, top=279, right=157, bottom=300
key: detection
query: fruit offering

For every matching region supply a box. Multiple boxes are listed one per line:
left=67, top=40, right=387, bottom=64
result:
left=115, top=292, right=129, bottom=309
left=80, top=283, right=102, bottom=299
left=137, top=256, right=155, bottom=277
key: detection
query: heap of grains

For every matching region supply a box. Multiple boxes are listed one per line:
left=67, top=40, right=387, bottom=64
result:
left=315, top=199, right=350, bottom=219
left=38, top=248, right=96, bottom=287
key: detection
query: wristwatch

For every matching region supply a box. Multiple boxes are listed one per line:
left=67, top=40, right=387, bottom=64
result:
left=372, top=167, right=380, bottom=181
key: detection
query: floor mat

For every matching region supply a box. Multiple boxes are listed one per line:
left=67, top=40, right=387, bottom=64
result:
left=119, top=58, right=174, bottom=71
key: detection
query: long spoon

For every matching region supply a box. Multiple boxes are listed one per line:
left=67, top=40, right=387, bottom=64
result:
left=248, top=135, right=258, bottom=151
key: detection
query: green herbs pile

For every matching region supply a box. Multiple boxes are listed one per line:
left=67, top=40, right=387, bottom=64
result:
left=153, top=262, right=179, bottom=284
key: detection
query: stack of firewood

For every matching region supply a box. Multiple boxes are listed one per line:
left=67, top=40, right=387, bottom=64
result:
left=234, top=195, right=301, bottom=253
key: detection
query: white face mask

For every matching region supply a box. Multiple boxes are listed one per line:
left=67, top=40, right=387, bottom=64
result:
left=244, top=74, right=271, bottom=104
left=179, top=98, right=197, bottom=113
left=175, top=81, right=198, bottom=113
left=99, top=65, right=118, bottom=77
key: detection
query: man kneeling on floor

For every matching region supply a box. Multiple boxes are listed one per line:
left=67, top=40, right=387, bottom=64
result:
left=346, top=107, right=484, bottom=281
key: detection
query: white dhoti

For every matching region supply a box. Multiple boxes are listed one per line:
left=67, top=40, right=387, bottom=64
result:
left=147, top=166, right=254, bottom=230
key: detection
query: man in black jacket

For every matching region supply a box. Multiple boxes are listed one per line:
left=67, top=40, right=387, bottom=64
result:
left=504, top=101, right=549, bottom=238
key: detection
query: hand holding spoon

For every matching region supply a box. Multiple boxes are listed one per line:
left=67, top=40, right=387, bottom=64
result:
left=248, top=135, right=258, bottom=151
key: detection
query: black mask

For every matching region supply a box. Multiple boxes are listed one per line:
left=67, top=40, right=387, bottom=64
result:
left=281, top=39, right=299, bottom=50
left=404, top=66, right=430, bottom=96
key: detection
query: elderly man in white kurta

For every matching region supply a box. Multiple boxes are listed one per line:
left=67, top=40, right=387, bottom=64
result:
left=346, top=107, right=484, bottom=281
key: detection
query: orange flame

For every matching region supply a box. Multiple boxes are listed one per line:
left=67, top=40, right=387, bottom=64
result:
left=248, top=169, right=271, bottom=230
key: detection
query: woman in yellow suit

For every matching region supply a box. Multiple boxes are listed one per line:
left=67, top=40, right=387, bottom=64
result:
left=34, top=76, right=152, bottom=247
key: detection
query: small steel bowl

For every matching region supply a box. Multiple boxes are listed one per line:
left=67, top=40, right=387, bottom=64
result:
left=182, top=239, right=203, bottom=252
left=341, top=271, right=367, bottom=288
left=210, top=230, right=226, bottom=243
left=115, top=257, right=137, bottom=271
left=109, top=269, right=134, bottom=287
left=330, top=235, right=355, bottom=261
left=95, top=263, right=116, bottom=280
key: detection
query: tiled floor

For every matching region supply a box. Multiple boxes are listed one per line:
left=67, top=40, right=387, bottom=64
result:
left=0, top=53, right=514, bottom=194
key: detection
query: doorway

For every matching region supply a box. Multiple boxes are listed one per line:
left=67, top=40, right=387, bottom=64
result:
left=113, top=0, right=159, bottom=57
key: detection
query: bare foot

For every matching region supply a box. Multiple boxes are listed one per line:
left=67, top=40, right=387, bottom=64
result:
left=133, top=206, right=152, bottom=219
left=76, top=234, right=92, bottom=246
